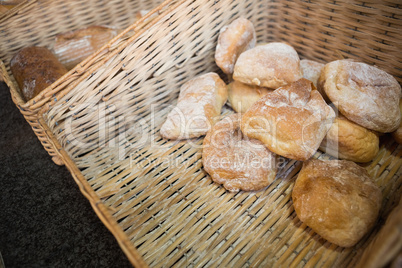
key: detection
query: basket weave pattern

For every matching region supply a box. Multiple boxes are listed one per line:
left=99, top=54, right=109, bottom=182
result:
left=40, top=0, right=402, bottom=266
left=0, top=0, right=166, bottom=165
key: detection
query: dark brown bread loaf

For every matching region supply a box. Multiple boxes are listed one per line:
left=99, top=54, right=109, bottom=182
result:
left=10, top=46, right=68, bottom=101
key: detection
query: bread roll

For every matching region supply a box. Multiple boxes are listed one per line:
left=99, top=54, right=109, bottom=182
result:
left=300, top=59, right=324, bottom=87
left=203, top=114, right=276, bottom=192
left=160, top=72, right=227, bottom=140
left=320, top=116, right=379, bottom=162
left=241, top=78, right=335, bottom=161
left=292, top=159, right=382, bottom=247
left=215, top=17, right=256, bottom=74
left=391, top=99, right=402, bottom=144
left=53, top=25, right=118, bottom=70
left=10, top=46, right=68, bottom=101
left=227, top=80, right=273, bottom=113
left=233, top=42, right=302, bottom=89
left=318, top=59, right=401, bottom=133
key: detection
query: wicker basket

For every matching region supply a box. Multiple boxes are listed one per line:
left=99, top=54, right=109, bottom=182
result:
left=0, top=0, right=170, bottom=165
left=36, top=0, right=402, bottom=266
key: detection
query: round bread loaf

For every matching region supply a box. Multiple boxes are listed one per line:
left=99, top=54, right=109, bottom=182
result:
left=10, top=46, right=68, bottom=101
left=241, top=78, right=335, bottom=161
left=292, top=159, right=382, bottom=247
left=203, top=114, right=276, bottom=192
left=227, top=80, right=273, bottom=113
left=318, top=59, right=401, bottom=133
left=319, top=116, right=379, bottom=162
left=215, top=17, right=256, bottom=75
left=300, top=59, right=324, bottom=87
left=392, top=99, right=402, bottom=144
left=233, top=42, right=302, bottom=89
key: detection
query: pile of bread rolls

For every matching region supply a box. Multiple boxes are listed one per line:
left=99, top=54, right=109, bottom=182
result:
left=10, top=10, right=151, bottom=102
left=160, top=17, right=402, bottom=248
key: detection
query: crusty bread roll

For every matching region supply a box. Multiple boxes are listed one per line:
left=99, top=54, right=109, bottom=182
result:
left=227, top=80, right=273, bottom=113
left=215, top=17, right=256, bottom=75
left=241, top=78, right=335, bottom=161
left=10, top=46, right=68, bottom=101
left=233, top=42, right=302, bottom=89
left=300, top=59, right=324, bottom=87
left=392, top=99, right=402, bottom=144
left=160, top=72, right=227, bottom=140
left=320, top=116, right=379, bottom=162
left=52, top=25, right=118, bottom=70
left=318, top=59, right=401, bottom=133
left=203, top=114, right=276, bottom=192
left=292, top=159, right=382, bottom=247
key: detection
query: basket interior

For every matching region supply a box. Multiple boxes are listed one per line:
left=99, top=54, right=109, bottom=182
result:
left=42, top=0, right=402, bottom=266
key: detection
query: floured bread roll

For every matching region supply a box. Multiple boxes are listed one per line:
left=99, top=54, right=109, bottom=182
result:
left=318, top=60, right=401, bottom=133
left=160, top=72, right=227, bottom=140
left=292, top=159, right=382, bottom=247
left=233, top=42, right=302, bottom=89
left=215, top=17, right=256, bottom=74
left=53, top=25, right=118, bottom=70
left=320, top=116, right=379, bottom=162
left=392, top=99, right=402, bottom=144
left=300, top=59, right=324, bottom=87
left=241, top=78, right=335, bottom=161
left=203, top=114, right=276, bottom=192
left=227, top=80, right=273, bottom=113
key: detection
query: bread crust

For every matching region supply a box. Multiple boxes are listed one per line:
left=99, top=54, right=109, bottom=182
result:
left=10, top=46, right=68, bottom=101
left=300, top=59, right=324, bottom=87
left=227, top=80, right=273, bottom=113
left=320, top=116, right=379, bottom=162
left=53, top=25, right=118, bottom=70
left=318, top=60, right=401, bottom=133
left=233, top=42, right=302, bottom=89
left=215, top=17, right=256, bottom=74
left=160, top=72, right=227, bottom=140
left=203, top=114, right=276, bottom=192
left=292, top=159, right=382, bottom=247
left=241, top=78, right=335, bottom=161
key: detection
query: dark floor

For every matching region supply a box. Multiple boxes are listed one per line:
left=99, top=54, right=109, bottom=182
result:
left=0, top=82, right=132, bottom=267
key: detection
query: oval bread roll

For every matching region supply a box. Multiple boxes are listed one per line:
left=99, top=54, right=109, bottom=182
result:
left=300, top=59, right=324, bottom=87
left=241, top=78, right=335, bottom=161
left=227, top=80, right=273, bottom=113
left=233, top=42, right=302, bottom=89
left=292, top=159, right=382, bottom=247
left=215, top=17, right=256, bottom=75
left=320, top=116, right=379, bottom=162
left=318, top=59, right=401, bottom=133
left=52, top=25, right=118, bottom=70
left=202, top=114, right=276, bottom=192
left=160, top=72, right=227, bottom=140
left=10, top=46, right=68, bottom=101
